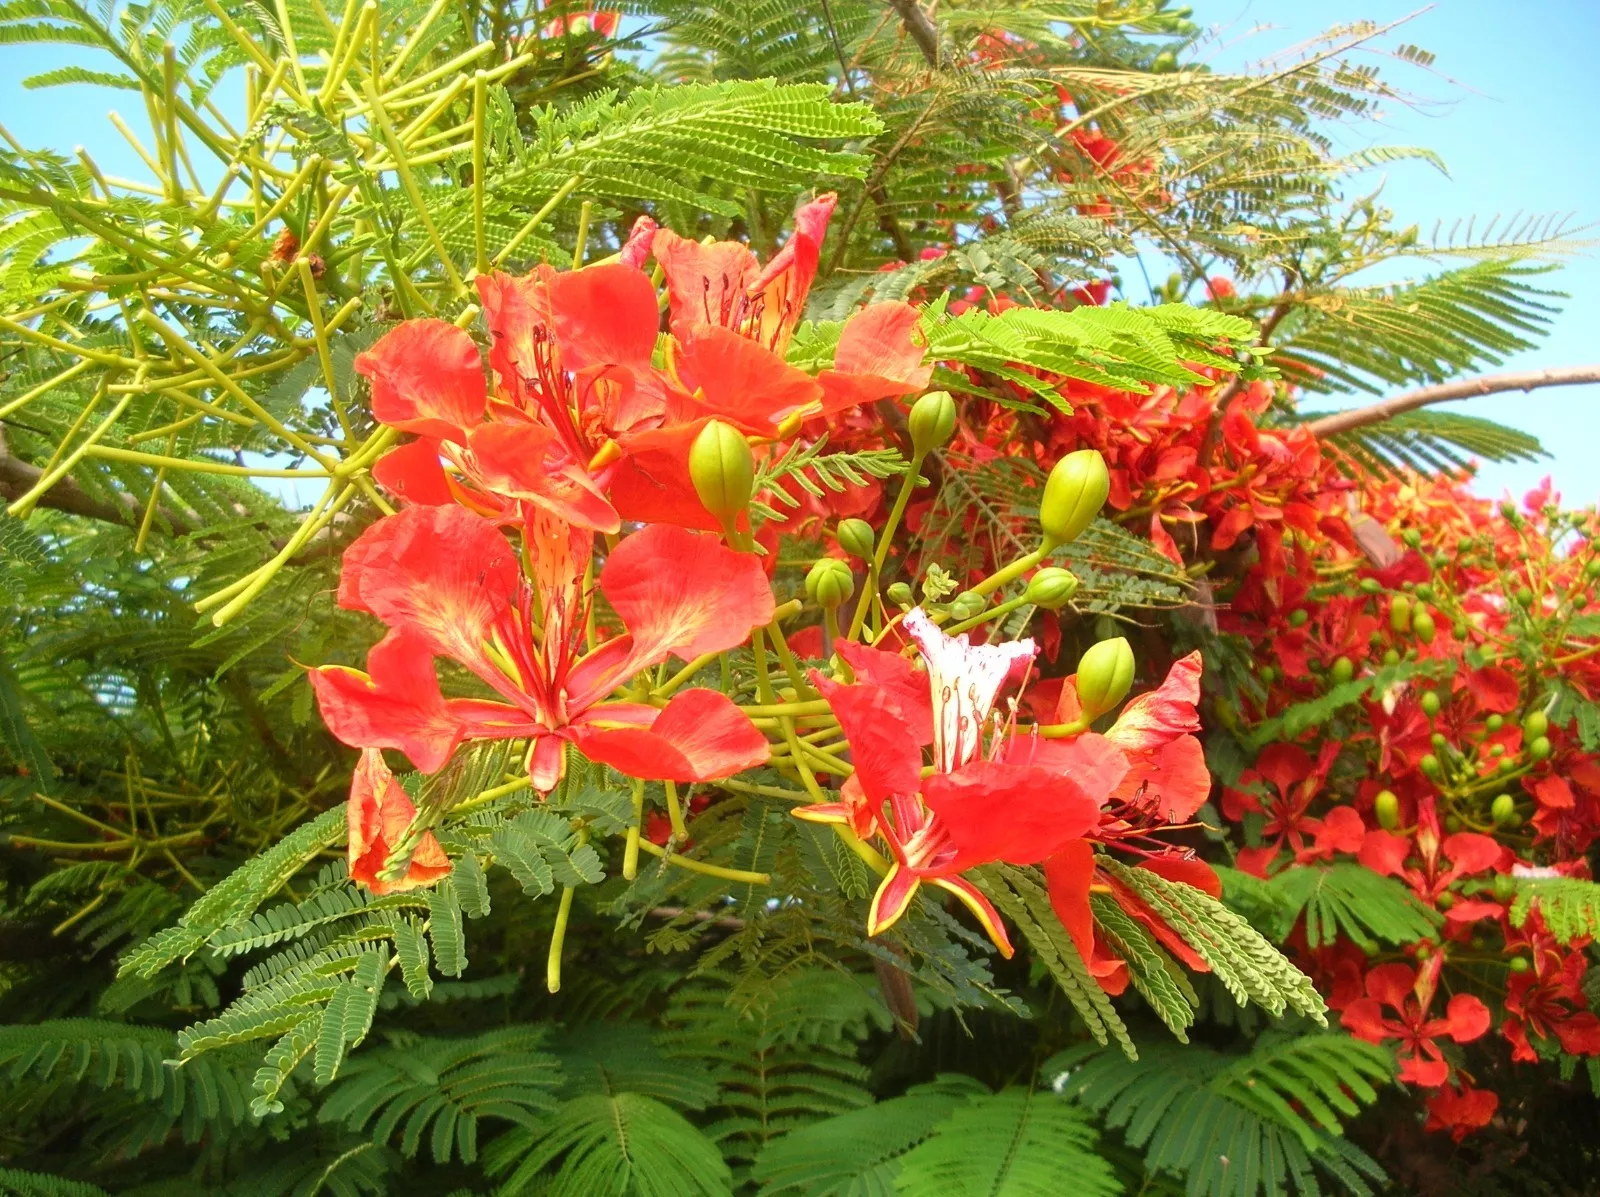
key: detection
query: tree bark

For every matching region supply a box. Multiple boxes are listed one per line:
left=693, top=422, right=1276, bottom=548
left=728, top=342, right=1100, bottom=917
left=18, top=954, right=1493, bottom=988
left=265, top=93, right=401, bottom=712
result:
left=884, top=0, right=940, bottom=68
left=1305, top=365, right=1600, bottom=438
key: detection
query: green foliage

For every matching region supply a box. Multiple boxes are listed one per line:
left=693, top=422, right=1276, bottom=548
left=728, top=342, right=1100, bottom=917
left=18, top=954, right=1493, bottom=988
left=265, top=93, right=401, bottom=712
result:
left=1054, top=1034, right=1394, bottom=1197
left=1509, top=877, right=1600, bottom=944
left=1221, top=864, right=1442, bottom=950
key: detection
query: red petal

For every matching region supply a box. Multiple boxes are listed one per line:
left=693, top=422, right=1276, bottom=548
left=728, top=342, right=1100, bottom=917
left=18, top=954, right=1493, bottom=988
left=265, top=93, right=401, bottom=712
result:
left=476, top=268, right=556, bottom=407
left=601, top=523, right=774, bottom=664
left=931, top=874, right=1014, bottom=957
left=1442, top=832, right=1506, bottom=877
left=1043, top=839, right=1097, bottom=963
left=571, top=689, right=768, bottom=782
left=336, top=505, right=520, bottom=677
left=545, top=262, right=660, bottom=370
left=812, top=673, right=924, bottom=806
left=1005, top=732, right=1130, bottom=799
left=465, top=423, right=621, bottom=533
left=1340, top=997, right=1398, bottom=1044
left=1140, top=854, right=1222, bottom=899
left=836, top=641, right=933, bottom=744
left=1464, top=666, right=1520, bottom=714
left=1117, top=733, right=1210, bottom=821
left=745, top=193, right=834, bottom=349
left=347, top=748, right=452, bottom=895
left=356, top=319, right=485, bottom=439
left=652, top=230, right=759, bottom=337
left=618, top=215, right=657, bottom=269
left=610, top=422, right=722, bottom=531
left=1532, top=775, right=1576, bottom=810
left=373, top=438, right=454, bottom=506
left=1424, top=1085, right=1498, bottom=1141
left=1364, top=961, right=1418, bottom=1010
left=311, top=630, right=536, bottom=772
left=1442, top=994, right=1491, bottom=1043
left=1313, top=805, right=1367, bottom=856
left=1106, top=651, right=1202, bottom=751
left=673, top=324, right=822, bottom=434
left=1254, top=741, right=1313, bottom=797
left=922, top=759, right=1103, bottom=869
left=1553, top=1013, right=1600, bottom=1056
left=1359, top=829, right=1412, bottom=877
left=1398, top=1051, right=1450, bottom=1088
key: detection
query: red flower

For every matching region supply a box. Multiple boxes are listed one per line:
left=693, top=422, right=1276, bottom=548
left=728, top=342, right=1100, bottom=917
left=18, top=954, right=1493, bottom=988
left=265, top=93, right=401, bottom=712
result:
left=1424, top=1084, right=1498, bottom=1141
left=1502, top=924, right=1600, bottom=1062
left=1341, top=956, right=1490, bottom=1087
left=311, top=505, right=772, bottom=794
left=1223, top=742, right=1361, bottom=876
left=1360, top=796, right=1506, bottom=917
left=347, top=748, right=452, bottom=895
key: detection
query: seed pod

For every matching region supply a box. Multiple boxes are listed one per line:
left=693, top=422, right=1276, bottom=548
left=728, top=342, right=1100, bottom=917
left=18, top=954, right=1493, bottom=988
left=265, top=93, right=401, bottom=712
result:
left=1389, top=594, right=1412, bottom=633
left=689, top=419, right=754, bottom=524
left=1024, top=567, right=1080, bottom=610
left=804, top=558, right=854, bottom=609
left=1491, top=793, right=1517, bottom=826
left=1374, top=790, right=1400, bottom=830
left=907, top=390, right=957, bottom=456
left=1075, top=637, right=1135, bottom=721
left=1039, top=450, right=1110, bottom=549
left=836, top=518, right=874, bottom=560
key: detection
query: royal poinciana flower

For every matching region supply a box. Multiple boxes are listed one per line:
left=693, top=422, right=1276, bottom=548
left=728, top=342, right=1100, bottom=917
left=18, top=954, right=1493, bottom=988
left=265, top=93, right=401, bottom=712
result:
left=1341, top=955, right=1491, bottom=1087
left=1222, top=742, right=1365, bottom=877
left=1500, top=920, right=1600, bottom=1062
left=1424, top=1084, right=1499, bottom=1142
left=795, top=609, right=1126, bottom=955
left=310, top=504, right=773, bottom=794
left=1359, top=796, right=1507, bottom=917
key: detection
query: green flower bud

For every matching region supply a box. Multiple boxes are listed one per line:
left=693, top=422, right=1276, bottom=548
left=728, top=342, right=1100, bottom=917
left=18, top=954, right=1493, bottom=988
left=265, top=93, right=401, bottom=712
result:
left=805, top=558, right=854, bottom=610
left=1523, top=710, right=1549, bottom=740
left=948, top=590, right=985, bottom=621
left=1374, top=789, right=1400, bottom=830
left=885, top=581, right=913, bottom=608
left=1420, top=691, right=1441, bottom=717
left=689, top=419, right=754, bottom=524
left=1486, top=714, right=1504, bottom=732
left=1415, top=583, right=1434, bottom=602
left=1389, top=595, right=1412, bottom=633
left=1528, top=735, right=1552, bottom=762
left=1491, top=793, right=1517, bottom=826
left=1359, top=578, right=1381, bottom=594
left=1493, top=873, right=1517, bottom=903
left=1420, top=753, right=1441, bottom=778
left=1436, top=889, right=1455, bottom=909
left=1039, top=449, right=1110, bottom=549
left=1411, top=609, right=1436, bottom=645
left=836, top=518, right=874, bottom=559
left=1509, top=955, right=1529, bottom=974
left=1452, top=620, right=1469, bottom=638
left=1490, top=743, right=1505, bottom=758
left=1402, top=528, right=1422, bottom=549
left=1430, top=732, right=1447, bottom=750
left=1260, top=665, right=1278, bottom=684
left=1515, top=586, right=1534, bottom=607
left=1288, top=608, right=1309, bottom=628
left=1586, top=558, right=1600, bottom=580
left=1381, top=648, right=1401, bottom=667
left=907, top=390, right=957, bottom=456
left=1331, top=656, right=1354, bottom=684
left=1075, top=636, right=1135, bottom=721
left=1024, top=567, right=1079, bottom=611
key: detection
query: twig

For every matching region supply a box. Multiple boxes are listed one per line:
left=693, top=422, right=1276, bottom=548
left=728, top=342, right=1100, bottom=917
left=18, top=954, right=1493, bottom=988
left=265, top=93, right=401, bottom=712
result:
left=1305, top=365, right=1600, bottom=438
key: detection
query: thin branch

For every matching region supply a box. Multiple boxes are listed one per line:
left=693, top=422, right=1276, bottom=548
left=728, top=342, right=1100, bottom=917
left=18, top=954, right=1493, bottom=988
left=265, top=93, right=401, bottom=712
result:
left=1305, top=365, right=1600, bottom=438
left=884, top=0, right=940, bottom=68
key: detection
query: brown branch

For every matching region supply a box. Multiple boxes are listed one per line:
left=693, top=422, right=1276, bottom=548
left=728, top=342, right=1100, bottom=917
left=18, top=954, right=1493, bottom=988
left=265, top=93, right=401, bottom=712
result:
left=884, top=0, right=940, bottom=67
left=1305, top=365, right=1600, bottom=438
left=0, top=431, right=194, bottom=535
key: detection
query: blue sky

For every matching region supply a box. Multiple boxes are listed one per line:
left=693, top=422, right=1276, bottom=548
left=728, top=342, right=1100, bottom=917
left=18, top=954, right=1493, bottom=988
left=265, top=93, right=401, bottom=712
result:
left=2, top=1, right=1594, bottom=503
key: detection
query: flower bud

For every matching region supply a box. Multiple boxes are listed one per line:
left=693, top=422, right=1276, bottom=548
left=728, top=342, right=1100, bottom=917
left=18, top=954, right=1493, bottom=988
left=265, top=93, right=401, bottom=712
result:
left=949, top=590, right=985, bottom=622
left=1420, top=691, right=1440, bottom=717
left=1075, top=636, right=1135, bottom=721
left=1025, top=567, right=1079, bottom=610
left=907, top=390, right=957, bottom=456
left=1493, top=873, right=1517, bottom=903
left=1528, top=735, right=1551, bottom=762
left=1419, top=753, right=1441, bottom=778
left=805, top=558, right=854, bottom=609
left=1389, top=594, right=1412, bottom=633
left=1374, top=790, right=1400, bottom=830
left=836, top=518, right=874, bottom=560
left=1411, top=609, right=1435, bottom=645
left=689, top=419, right=754, bottom=524
left=1039, top=450, right=1110, bottom=549
left=1330, top=656, right=1354, bottom=684
left=885, top=581, right=913, bottom=608
left=1491, top=793, right=1517, bottom=827
left=1522, top=710, right=1548, bottom=740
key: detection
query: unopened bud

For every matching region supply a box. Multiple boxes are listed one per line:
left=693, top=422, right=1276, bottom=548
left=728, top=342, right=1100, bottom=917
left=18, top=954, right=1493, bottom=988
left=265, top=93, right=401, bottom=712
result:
left=1040, top=450, right=1109, bottom=549
left=1491, top=793, right=1517, bottom=827
left=907, top=390, right=957, bottom=456
left=1374, top=790, right=1400, bottom=830
left=1411, top=609, right=1436, bottom=645
left=1025, top=567, right=1079, bottom=610
left=689, top=420, right=753, bottom=524
left=1075, top=636, right=1135, bottom=721
left=1522, top=710, right=1548, bottom=740
left=836, top=518, right=874, bottom=560
left=805, top=558, right=854, bottom=609
left=885, top=581, right=913, bottom=608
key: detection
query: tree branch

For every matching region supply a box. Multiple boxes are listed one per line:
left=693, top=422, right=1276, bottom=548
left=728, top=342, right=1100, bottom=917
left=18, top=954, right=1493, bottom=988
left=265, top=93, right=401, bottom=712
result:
left=1305, top=365, right=1600, bottom=438
left=884, top=0, right=940, bottom=67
